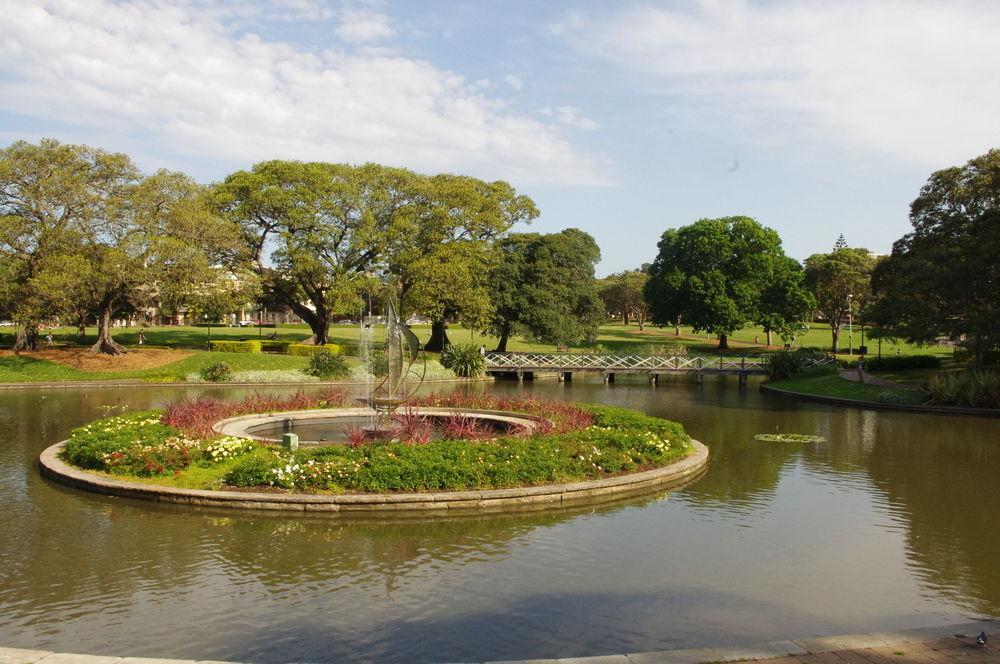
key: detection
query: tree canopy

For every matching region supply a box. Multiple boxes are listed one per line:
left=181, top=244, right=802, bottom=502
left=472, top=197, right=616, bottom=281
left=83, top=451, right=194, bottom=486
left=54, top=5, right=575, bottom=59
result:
left=484, top=228, right=604, bottom=352
left=0, top=139, right=246, bottom=353
left=213, top=161, right=535, bottom=347
left=803, top=243, right=876, bottom=352
left=869, top=148, right=1000, bottom=364
left=599, top=268, right=650, bottom=328
left=644, top=216, right=802, bottom=349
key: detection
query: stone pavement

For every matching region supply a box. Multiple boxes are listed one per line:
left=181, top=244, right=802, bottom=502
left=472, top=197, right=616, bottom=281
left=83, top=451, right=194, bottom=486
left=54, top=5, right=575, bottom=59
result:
left=1, top=619, right=996, bottom=664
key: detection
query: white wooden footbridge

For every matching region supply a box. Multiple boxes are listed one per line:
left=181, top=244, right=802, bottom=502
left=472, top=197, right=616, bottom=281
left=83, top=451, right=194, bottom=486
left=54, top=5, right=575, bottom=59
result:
left=484, top=351, right=832, bottom=386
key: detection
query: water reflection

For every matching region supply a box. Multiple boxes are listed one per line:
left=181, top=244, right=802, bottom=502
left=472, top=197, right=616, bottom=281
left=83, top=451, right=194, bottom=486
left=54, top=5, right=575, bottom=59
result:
left=0, top=378, right=998, bottom=662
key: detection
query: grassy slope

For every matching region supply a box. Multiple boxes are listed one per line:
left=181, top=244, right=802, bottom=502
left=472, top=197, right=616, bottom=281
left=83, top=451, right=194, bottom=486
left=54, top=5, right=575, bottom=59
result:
left=767, top=374, right=917, bottom=402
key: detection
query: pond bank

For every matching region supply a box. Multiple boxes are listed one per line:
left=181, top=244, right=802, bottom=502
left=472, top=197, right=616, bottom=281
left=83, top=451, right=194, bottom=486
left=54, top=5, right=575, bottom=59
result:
left=762, top=376, right=1000, bottom=417
left=3, top=619, right=995, bottom=664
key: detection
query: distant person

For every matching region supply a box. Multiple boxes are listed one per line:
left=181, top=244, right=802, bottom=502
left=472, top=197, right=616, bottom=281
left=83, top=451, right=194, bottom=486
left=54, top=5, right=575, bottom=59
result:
left=754, top=335, right=759, bottom=346
left=138, top=329, right=146, bottom=345
left=269, top=331, right=279, bottom=340
left=45, top=331, right=53, bottom=347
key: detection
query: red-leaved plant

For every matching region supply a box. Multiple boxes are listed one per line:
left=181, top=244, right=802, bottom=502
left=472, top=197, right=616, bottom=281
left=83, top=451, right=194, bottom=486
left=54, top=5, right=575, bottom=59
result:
left=163, top=389, right=348, bottom=438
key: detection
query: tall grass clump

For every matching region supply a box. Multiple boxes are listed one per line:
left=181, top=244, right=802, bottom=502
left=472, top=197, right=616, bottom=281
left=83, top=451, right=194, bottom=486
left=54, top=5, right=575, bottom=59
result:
left=766, top=349, right=834, bottom=380
left=440, top=343, right=486, bottom=378
left=927, top=370, right=1000, bottom=408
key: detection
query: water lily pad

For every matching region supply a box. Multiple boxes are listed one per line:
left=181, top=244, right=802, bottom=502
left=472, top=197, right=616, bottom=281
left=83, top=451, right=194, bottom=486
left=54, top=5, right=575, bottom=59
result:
left=754, top=433, right=826, bottom=443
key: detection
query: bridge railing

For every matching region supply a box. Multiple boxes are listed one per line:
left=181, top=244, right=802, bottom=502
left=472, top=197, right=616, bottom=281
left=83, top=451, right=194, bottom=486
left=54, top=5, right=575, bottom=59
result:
left=483, top=352, right=835, bottom=373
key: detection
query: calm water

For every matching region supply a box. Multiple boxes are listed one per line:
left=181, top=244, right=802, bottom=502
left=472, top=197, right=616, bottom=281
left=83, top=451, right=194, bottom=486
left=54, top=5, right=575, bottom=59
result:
left=1, top=377, right=998, bottom=663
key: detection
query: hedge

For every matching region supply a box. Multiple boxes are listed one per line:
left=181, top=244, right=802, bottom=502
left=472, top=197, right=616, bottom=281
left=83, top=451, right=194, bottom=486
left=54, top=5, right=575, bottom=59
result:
left=208, top=340, right=262, bottom=354
left=287, top=343, right=343, bottom=357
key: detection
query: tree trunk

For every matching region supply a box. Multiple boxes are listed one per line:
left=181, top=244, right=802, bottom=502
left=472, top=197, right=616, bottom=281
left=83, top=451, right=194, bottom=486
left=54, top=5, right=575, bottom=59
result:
left=637, top=312, right=645, bottom=331
left=830, top=325, right=840, bottom=353
left=76, top=322, right=87, bottom=343
left=622, top=310, right=630, bottom=326
left=90, top=301, right=128, bottom=355
left=675, top=316, right=682, bottom=336
left=766, top=329, right=773, bottom=346
left=494, top=327, right=510, bottom=353
left=424, top=319, right=450, bottom=352
left=718, top=333, right=729, bottom=350
left=13, top=325, right=38, bottom=351
left=286, top=300, right=329, bottom=345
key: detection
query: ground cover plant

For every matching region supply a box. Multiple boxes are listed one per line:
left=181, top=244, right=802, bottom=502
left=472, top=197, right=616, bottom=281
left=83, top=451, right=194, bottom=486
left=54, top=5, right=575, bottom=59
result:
left=59, top=393, right=693, bottom=493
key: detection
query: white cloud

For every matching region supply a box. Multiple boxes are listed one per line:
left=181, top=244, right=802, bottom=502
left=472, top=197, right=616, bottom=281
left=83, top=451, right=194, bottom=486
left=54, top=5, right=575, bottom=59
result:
left=562, top=0, right=1000, bottom=167
left=335, top=8, right=393, bottom=43
left=504, top=74, right=524, bottom=90
left=0, top=0, right=607, bottom=186
left=541, top=106, right=598, bottom=130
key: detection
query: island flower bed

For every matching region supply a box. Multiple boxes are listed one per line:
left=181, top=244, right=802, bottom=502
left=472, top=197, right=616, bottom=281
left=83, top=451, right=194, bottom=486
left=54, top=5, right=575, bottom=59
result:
left=59, top=392, right=692, bottom=494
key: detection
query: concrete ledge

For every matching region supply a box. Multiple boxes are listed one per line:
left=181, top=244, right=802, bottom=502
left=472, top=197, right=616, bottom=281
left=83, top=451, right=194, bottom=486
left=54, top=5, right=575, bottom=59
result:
left=6, top=619, right=996, bottom=664
left=761, top=382, right=1000, bottom=418
left=38, top=438, right=708, bottom=515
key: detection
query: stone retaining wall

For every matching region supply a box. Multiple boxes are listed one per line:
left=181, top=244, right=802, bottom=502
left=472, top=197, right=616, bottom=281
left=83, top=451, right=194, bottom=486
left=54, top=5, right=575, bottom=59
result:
left=38, top=440, right=708, bottom=515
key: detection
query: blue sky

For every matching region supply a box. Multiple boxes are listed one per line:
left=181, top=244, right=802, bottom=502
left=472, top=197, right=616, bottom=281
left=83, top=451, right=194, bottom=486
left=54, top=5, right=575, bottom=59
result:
left=2, top=0, right=998, bottom=274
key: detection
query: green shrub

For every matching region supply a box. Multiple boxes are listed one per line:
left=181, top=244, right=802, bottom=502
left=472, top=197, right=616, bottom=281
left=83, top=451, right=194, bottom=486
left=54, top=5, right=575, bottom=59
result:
left=366, top=347, right=389, bottom=377
left=287, top=343, right=342, bottom=357
left=927, top=370, right=1000, bottom=408
left=876, top=390, right=927, bottom=406
left=305, top=350, right=349, bottom=379
left=440, top=343, right=486, bottom=378
left=224, top=453, right=282, bottom=486
left=864, top=355, right=941, bottom=371
left=208, top=340, right=262, bottom=353
left=767, top=349, right=834, bottom=380
left=61, top=411, right=179, bottom=470
left=199, top=361, right=233, bottom=383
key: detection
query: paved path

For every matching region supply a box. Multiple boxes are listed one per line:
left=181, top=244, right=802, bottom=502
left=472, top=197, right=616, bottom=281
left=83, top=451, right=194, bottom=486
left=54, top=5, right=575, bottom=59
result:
left=838, top=368, right=901, bottom=388
left=2, top=620, right=996, bottom=664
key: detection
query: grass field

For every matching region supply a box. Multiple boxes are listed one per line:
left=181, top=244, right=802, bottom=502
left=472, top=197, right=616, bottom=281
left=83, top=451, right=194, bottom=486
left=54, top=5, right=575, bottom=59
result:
left=0, top=321, right=957, bottom=384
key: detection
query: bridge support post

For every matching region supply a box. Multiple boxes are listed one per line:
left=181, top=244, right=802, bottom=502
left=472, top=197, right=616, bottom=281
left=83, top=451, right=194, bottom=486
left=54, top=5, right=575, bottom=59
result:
left=604, top=372, right=615, bottom=384
left=650, top=373, right=658, bottom=385
left=561, top=371, right=572, bottom=382
left=739, top=372, right=748, bottom=388
left=517, top=370, right=524, bottom=382
left=695, top=371, right=704, bottom=385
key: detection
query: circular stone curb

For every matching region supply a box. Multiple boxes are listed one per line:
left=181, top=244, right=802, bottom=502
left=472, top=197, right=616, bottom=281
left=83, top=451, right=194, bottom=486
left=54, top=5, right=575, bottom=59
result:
left=213, top=407, right=546, bottom=443
left=38, top=439, right=708, bottom=515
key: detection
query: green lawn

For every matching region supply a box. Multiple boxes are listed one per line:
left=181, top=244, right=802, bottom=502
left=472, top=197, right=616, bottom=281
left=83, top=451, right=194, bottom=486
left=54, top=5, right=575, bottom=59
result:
left=0, top=320, right=959, bottom=384
left=0, top=350, right=309, bottom=383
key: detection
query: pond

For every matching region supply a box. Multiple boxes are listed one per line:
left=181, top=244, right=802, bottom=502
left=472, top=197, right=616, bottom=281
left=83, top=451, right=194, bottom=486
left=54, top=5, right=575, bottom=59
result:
left=2, top=376, right=998, bottom=663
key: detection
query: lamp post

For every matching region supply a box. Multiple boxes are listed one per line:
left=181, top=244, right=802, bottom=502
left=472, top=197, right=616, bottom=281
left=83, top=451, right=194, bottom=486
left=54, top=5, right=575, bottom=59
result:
left=204, top=314, right=211, bottom=347
left=847, top=294, right=853, bottom=356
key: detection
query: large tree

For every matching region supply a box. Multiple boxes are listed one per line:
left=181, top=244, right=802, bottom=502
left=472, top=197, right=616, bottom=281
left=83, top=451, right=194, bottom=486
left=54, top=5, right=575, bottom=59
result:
left=485, top=229, right=604, bottom=352
left=804, top=243, right=877, bottom=353
left=644, top=216, right=789, bottom=350
left=869, top=148, right=1000, bottom=365
left=0, top=139, right=138, bottom=350
left=756, top=255, right=815, bottom=346
left=599, top=269, right=650, bottom=328
left=214, top=162, right=535, bottom=347
left=384, top=174, right=537, bottom=351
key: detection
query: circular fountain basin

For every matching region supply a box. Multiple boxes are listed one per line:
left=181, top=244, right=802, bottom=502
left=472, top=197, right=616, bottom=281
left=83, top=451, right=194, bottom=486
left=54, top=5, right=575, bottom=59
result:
left=213, top=407, right=544, bottom=445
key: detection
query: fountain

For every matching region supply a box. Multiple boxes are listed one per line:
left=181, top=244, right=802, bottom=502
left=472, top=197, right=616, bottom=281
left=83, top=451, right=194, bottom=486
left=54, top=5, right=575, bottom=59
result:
left=357, top=298, right=427, bottom=440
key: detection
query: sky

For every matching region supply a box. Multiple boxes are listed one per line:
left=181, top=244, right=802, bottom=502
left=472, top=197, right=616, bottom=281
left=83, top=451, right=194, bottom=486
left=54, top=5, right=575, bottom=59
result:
left=2, top=0, right=998, bottom=274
